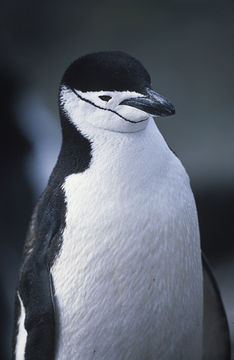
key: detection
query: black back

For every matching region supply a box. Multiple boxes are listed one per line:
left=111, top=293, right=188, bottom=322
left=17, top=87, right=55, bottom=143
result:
left=202, top=254, right=231, bottom=359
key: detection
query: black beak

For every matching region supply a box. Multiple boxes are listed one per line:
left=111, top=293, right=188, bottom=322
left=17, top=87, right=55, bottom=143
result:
left=120, top=87, right=175, bottom=117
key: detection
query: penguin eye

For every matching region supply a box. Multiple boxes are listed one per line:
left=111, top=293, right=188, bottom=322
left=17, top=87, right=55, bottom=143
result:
left=99, top=95, right=112, bottom=102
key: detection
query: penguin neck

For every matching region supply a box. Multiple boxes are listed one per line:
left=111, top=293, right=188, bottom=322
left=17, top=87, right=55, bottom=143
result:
left=58, top=109, right=171, bottom=182
left=84, top=119, right=169, bottom=176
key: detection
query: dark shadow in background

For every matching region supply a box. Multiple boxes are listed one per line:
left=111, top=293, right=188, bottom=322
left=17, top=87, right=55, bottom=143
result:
left=0, top=64, right=33, bottom=359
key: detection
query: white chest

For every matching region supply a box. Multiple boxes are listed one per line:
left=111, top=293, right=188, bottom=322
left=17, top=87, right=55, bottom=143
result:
left=51, top=120, right=203, bottom=360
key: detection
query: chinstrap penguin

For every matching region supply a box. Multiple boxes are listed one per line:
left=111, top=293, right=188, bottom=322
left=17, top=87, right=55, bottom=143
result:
left=13, top=51, right=230, bottom=360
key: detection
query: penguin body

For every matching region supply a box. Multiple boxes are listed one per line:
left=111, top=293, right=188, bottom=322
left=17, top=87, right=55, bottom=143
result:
left=52, top=118, right=202, bottom=359
left=13, top=51, right=230, bottom=360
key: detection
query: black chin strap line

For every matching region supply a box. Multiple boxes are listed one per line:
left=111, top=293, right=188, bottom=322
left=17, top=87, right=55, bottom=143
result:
left=71, top=88, right=147, bottom=124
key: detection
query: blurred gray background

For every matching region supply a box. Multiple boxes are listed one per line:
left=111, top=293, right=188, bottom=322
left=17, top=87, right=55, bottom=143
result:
left=0, top=0, right=233, bottom=358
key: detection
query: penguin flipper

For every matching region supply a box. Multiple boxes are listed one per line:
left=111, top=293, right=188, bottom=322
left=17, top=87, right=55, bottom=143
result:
left=12, top=204, right=40, bottom=360
left=13, top=186, right=64, bottom=360
left=202, top=253, right=231, bottom=360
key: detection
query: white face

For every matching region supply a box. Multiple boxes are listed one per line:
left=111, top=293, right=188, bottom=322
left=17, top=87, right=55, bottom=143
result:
left=60, top=86, right=151, bottom=134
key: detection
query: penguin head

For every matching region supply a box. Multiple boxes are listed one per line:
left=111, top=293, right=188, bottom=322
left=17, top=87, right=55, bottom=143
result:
left=60, top=51, right=175, bottom=134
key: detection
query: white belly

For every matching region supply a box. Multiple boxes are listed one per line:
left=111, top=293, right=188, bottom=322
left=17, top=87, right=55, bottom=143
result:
left=51, top=121, right=203, bottom=360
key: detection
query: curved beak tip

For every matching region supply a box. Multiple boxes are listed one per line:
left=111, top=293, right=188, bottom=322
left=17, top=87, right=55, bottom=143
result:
left=161, top=103, right=176, bottom=117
